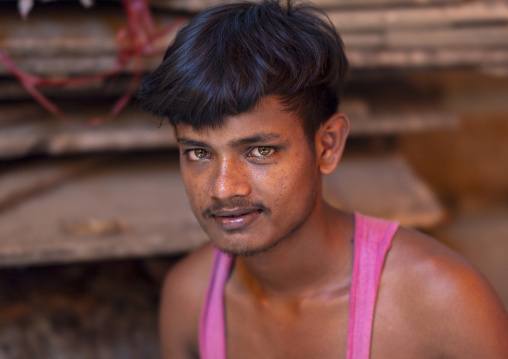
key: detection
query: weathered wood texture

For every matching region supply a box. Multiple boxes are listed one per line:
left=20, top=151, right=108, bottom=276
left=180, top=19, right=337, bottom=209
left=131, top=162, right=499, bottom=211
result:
left=1, top=1, right=507, bottom=77
left=0, top=102, right=176, bottom=159
left=347, top=48, right=508, bottom=69
left=0, top=152, right=442, bottom=266
left=343, top=27, right=508, bottom=50
left=149, top=0, right=460, bottom=12
left=0, top=2, right=179, bottom=76
left=343, top=98, right=457, bottom=135
left=323, top=154, right=444, bottom=228
left=0, top=157, right=109, bottom=214
left=0, top=75, right=133, bottom=101
left=0, top=98, right=456, bottom=159
left=331, top=2, right=508, bottom=31
left=0, top=153, right=207, bottom=267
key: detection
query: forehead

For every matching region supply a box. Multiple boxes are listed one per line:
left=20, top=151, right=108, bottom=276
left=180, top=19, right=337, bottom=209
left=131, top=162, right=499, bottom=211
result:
left=176, top=96, right=306, bottom=145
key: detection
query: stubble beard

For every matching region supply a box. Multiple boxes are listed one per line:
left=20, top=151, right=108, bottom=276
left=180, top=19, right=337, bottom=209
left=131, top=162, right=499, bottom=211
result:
left=208, top=184, right=320, bottom=258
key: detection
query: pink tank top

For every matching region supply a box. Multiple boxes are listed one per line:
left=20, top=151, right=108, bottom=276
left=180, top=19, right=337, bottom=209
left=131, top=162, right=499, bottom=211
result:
left=199, top=212, right=399, bottom=359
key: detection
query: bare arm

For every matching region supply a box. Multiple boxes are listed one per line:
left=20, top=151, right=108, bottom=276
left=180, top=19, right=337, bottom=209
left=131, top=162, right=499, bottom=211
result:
left=159, top=244, right=215, bottom=359
left=378, top=228, right=508, bottom=358
left=428, top=258, right=508, bottom=358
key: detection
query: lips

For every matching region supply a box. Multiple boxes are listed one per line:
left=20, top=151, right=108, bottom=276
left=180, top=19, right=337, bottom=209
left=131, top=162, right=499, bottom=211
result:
left=210, top=208, right=263, bottom=231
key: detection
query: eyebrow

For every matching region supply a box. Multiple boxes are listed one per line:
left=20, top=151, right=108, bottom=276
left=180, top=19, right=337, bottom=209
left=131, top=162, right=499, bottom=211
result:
left=228, top=133, right=282, bottom=147
left=177, top=133, right=282, bottom=148
left=176, top=137, right=209, bottom=147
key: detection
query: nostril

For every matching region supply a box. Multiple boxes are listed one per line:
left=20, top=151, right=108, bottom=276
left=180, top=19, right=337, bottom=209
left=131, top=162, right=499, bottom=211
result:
left=209, top=159, right=252, bottom=200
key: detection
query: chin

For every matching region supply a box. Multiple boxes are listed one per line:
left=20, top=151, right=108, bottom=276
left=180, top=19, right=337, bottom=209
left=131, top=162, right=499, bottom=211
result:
left=213, top=234, right=284, bottom=258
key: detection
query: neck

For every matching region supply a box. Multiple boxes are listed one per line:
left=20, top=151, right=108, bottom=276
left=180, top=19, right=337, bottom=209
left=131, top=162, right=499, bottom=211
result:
left=232, top=202, right=354, bottom=299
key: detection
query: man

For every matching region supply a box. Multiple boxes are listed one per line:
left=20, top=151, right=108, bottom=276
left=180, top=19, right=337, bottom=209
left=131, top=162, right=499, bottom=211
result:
left=138, top=1, right=508, bottom=358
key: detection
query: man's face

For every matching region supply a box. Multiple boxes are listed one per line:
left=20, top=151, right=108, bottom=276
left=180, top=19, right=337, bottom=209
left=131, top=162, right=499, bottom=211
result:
left=176, top=96, right=321, bottom=256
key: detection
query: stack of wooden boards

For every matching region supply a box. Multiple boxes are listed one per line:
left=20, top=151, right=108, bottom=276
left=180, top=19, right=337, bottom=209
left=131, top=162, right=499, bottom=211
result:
left=3, top=0, right=507, bottom=266
left=2, top=0, right=507, bottom=76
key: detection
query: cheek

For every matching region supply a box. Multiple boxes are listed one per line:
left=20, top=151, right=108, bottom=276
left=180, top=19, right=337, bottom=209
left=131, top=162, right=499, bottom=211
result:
left=254, top=162, right=314, bottom=207
left=280, top=158, right=319, bottom=204
left=250, top=165, right=285, bottom=197
left=181, top=169, right=207, bottom=207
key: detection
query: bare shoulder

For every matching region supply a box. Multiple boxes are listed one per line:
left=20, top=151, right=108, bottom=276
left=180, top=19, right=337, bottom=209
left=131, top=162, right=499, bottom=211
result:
left=159, top=242, right=215, bottom=359
left=378, top=226, right=508, bottom=358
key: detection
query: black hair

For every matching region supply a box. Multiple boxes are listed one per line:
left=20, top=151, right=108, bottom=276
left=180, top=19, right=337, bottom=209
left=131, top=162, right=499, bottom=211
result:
left=138, top=0, right=348, bottom=142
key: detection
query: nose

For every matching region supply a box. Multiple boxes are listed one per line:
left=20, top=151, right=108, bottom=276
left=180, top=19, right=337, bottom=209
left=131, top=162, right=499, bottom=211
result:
left=209, top=157, right=251, bottom=200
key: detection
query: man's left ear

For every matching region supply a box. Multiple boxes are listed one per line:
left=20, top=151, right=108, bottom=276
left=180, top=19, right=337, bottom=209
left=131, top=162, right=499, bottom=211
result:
left=315, top=113, right=350, bottom=175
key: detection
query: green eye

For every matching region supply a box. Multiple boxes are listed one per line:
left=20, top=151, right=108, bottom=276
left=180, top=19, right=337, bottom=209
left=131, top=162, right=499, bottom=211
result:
left=257, top=146, right=271, bottom=156
left=194, top=149, right=207, bottom=158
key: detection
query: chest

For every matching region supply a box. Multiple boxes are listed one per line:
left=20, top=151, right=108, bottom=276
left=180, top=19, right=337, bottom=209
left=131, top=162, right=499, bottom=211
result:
left=221, top=288, right=433, bottom=359
left=225, top=291, right=350, bottom=359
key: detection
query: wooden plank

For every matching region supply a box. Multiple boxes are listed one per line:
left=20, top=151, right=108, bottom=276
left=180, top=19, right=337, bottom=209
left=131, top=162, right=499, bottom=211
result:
left=387, top=26, right=508, bottom=49
left=10, top=2, right=502, bottom=59
left=0, top=102, right=176, bottom=159
left=148, top=0, right=459, bottom=12
left=330, top=2, right=508, bottom=32
left=0, top=3, right=119, bottom=57
left=1, top=2, right=507, bottom=76
left=0, top=153, right=442, bottom=266
left=0, top=153, right=208, bottom=266
left=0, top=55, right=165, bottom=77
left=323, top=155, right=444, bottom=228
left=0, top=2, right=180, bottom=76
left=342, top=26, right=508, bottom=50
left=0, top=157, right=110, bottom=215
left=0, top=76, right=132, bottom=101
left=307, top=0, right=460, bottom=8
left=6, top=3, right=506, bottom=56
left=349, top=111, right=457, bottom=135
left=341, top=97, right=458, bottom=135
left=0, top=2, right=178, bottom=57
left=347, top=48, right=508, bottom=68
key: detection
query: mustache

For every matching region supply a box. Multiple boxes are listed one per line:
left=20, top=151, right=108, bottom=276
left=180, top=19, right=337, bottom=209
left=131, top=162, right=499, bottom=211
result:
left=202, top=199, right=270, bottom=218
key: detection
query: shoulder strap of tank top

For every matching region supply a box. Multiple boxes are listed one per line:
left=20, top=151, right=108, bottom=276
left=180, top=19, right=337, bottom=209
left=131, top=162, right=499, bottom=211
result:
left=199, top=247, right=234, bottom=359
left=346, top=212, right=399, bottom=359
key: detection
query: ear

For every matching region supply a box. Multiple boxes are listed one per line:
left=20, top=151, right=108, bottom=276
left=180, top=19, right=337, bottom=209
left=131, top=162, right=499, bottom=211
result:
left=315, top=113, right=350, bottom=175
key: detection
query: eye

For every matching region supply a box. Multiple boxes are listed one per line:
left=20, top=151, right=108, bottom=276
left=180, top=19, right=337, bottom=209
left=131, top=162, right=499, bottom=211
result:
left=249, top=146, right=276, bottom=158
left=187, top=149, right=209, bottom=160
